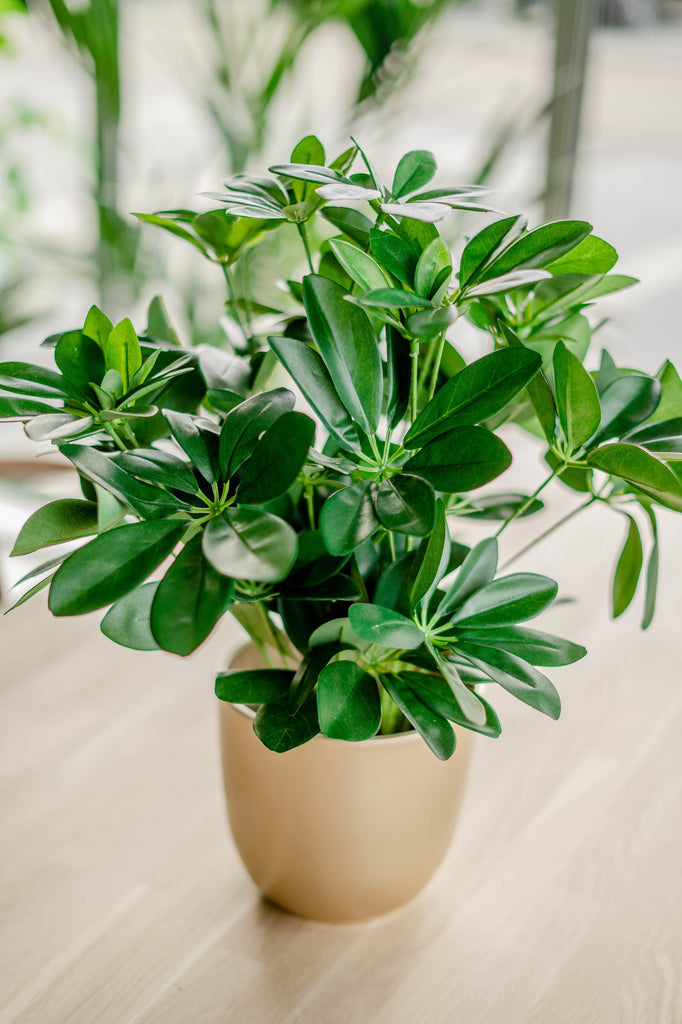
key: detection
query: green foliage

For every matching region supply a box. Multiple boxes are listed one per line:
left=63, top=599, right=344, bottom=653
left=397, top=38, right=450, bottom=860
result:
left=6, top=138, right=681, bottom=759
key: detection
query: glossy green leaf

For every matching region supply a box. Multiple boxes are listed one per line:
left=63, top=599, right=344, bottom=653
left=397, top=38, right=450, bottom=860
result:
left=319, top=480, right=378, bottom=556
left=405, top=306, right=458, bottom=341
left=553, top=339, right=601, bottom=451
left=457, top=642, right=561, bottom=718
left=317, top=182, right=381, bottom=201
left=82, top=305, right=114, bottom=348
left=60, top=444, right=185, bottom=519
left=401, top=671, right=501, bottom=737
left=268, top=337, right=359, bottom=452
left=358, top=288, right=432, bottom=310
left=237, top=411, right=314, bottom=505
left=321, top=206, right=373, bottom=246
left=459, top=215, right=527, bottom=288
left=114, top=449, right=199, bottom=496
left=150, top=534, right=234, bottom=655
left=373, top=473, right=435, bottom=536
left=202, top=508, right=297, bottom=582
left=480, top=220, right=592, bottom=280
left=48, top=519, right=184, bottom=616
left=382, top=673, right=455, bottom=760
left=215, top=668, right=293, bottom=704
left=0, top=361, right=67, bottom=399
left=100, top=582, right=161, bottom=651
left=317, top=661, right=381, bottom=741
left=641, top=505, right=658, bottom=631
left=588, top=443, right=682, bottom=512
left=328, top=239, right=391, bottom=293
left=374, top=552, right=419, bottom=617
left=165, top=411, right=217, bottom=484
left=24, top=413, right=93, bottom=441
left=146, top=295, right=180, bottom=346
left=134, top=212, right=209, bottom=253
left=103, top=318, right=142, bottom=390
left=288, top=644, right=339, bottom=713
left=436, top=537, right=498, bottom=619
left=348, top=603, right=424, bottom=650
left=414, top=238, right=452, bottom=299
left=651, top=360, right=682, bottom=424
left=405, top=348, right=541, bottom=447
left=589, top=375, right=661, bottom=446
left=302, top=274, right=382, bottom=434
left=450, top=572, right=558, bottom=627
left=464, top=269, right=551, bottom=298
left=624, top=417, right=682, bottom=458
left=612, top=514, right=643, bottom=618
left=457, top=625, right=585, bottom=666
left=254, top=693, right=319, bottom=752
left=547, top=234, right=617, bottom=274
left=385, top=327, right=411, bottom=428
left=430, top=647, right=489, bottom=727
left=11, top=499, right=98, bottom=556
left=218, top=387, right=296, bottom=479
left=498, top=323, right=557, bottom=444
left=392, top=150, right=436, bottom=198
left=369, top=229, right=417, bottom=287
left=0, top=396, right=58, bottom=419
left=54, top=331, right=105, bottom=395
left=404, top=426, right=511, bottom=492
left=410, top=499, right=449, bottom=611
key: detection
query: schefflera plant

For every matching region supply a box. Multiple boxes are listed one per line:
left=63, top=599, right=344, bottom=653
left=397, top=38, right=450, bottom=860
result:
left=4, top=138, right=682, bottom=759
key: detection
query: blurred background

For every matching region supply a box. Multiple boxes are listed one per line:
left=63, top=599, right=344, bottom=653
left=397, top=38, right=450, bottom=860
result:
left=1, top=0, right=681, bottom=588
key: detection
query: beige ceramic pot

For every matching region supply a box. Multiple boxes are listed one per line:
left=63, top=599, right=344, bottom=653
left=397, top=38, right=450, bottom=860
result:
left=219, top=646, right=474, bottom=923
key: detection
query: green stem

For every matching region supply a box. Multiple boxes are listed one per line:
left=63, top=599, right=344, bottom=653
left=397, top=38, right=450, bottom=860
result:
left=427, top=331, right=448, bottom=401
left=410, top=339, right=420, bottom=423
left=380, top=686, right=405, bottom=735
left=305, top=486, right=315, bottom=530
left=221, top=263, right=251, bottom=347
left=501, top=495, right=597, bottom=569
left=416, top=339, right=437, bottom=400
left=297, top=220, right=314, bottom=274
left=238, top=250, right=254, bottom=338
left=495, top=466, right=560, bottom=538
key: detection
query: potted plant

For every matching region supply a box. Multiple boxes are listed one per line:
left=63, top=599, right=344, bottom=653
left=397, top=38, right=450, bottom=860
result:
left=3, top=138, right=681, bottom=922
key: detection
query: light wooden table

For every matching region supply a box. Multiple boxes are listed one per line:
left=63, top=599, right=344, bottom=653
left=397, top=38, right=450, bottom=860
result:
left=1, top=493, right=681, bottom=1024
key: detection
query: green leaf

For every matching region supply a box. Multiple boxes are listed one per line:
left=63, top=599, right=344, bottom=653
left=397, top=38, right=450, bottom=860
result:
left=641, top=505, right=658, bottom=631
left=133, top=212, right=209, bottom=255
left=268, top=337, right=359, bottom=452
left=436, top=537, right=498, bottom=619
left=48, top=520, right=184, bottom=616
left=165, top=411, right=217, bottom=484
left=150, top=534, right=234, bottom=655
left=410, top=499, right=448, bottom=610
left=612, top=514, right=643, bottom=618
left=624, top=417, right=682, bottom=459
left=319, top=480, right=378, bottom=556
left=385, top=326, right=411, bottom=428
left=11, top=499, right=98, bottom=556
left=457, top=642, right=561, bottom=719
left=464, top=269, right=551, bottom=298
left=81, top=305, right=113, bottom=348
left=404, top=425, right=511, bottom=492
left=218, top=387, right=296, bottom=479
left=553, top=339, right=601, bottom=451
left=369, top=229, right=417, bottom=287
left=54, top=330, right=105, bottom=396
left=588, top=443, right=682, bottom=512
left=317, top=661, right=381, bottom=741
left=321, top=206, right=373, bottom=246
left=237, top=411, right=314, bottom=505
left=450, top=572, right=558, bottom=627
left=481, top=221, right=592, bottom=279
left=459, top=215, right=527, bottom=288
left=202, top=508, right=297, bottom=582
left=60, top=444, right=185, bottom=519
left=102, top=318, right=142, bottom=390
left=651, top=360, right=682, bottom=424
left=430, top=647, right=489, bottom=727
left=405, top=348, right=541, bottom=447
left=253, top=694, right=319, bottom=752
left=302, top=274, right=382, bottom=434
left=24, top=413, right=93, bottom=441
left=0, top=361, right=67, bottom=399
left=114, top=449, right=199, bottom=496
left=374, top=552, right=419, bottom=617
left=392, top=150, right=436, bottom=198
left=328, top=238, right=391, bottom=293
left=590, top=375, right=661, bottom=446
left=414, top=238, right=452, bottom=299
left=288, top=644, right=338, bottom=713
left=348, top=603, right=424, bottom=650
left=0, top=396, right=58, bottom=419
left=373, top=473, right=435, bottom=536
left=401, top=671, right=502, bottom=737
left=146, top=295, right=180, bottom=346
left=547, top=234, right=618, bottom=274
left=215, top=668, right=293, bottom=704
left=405, top=306, right=458, bottom=341
left=457, top=625, right=585, bottom=666
left=381, top=674, right=455, bottom=760
left=100, top=582, right=161, bottom=651
left=358, top=288, right=432, bottom=310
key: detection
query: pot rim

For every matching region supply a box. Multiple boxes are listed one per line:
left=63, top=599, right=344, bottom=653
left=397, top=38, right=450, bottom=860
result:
left=225, top=700, right=425, bottom=749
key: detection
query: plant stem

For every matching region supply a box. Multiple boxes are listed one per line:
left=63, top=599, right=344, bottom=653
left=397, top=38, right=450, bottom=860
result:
left=410, top=339, right=420, bottom=422
left=501, top=495, right=597, bottom=569
left=305, top=486, right=315, bottom=530
left=427, top=331, right=448, bottom=401
left=221, top=263, right=251, bottom=348
left=495, top=466, right=560, bottom=538
left=296, top=220, right=314, bottom=274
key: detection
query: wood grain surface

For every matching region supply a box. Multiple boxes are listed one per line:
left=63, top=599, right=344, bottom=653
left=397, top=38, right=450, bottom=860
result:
left=1, top=490, right=681, bottom=1024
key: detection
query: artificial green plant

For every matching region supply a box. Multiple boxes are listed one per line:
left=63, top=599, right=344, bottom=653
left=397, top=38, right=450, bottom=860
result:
left=3, top=138, right=681, bottom=759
